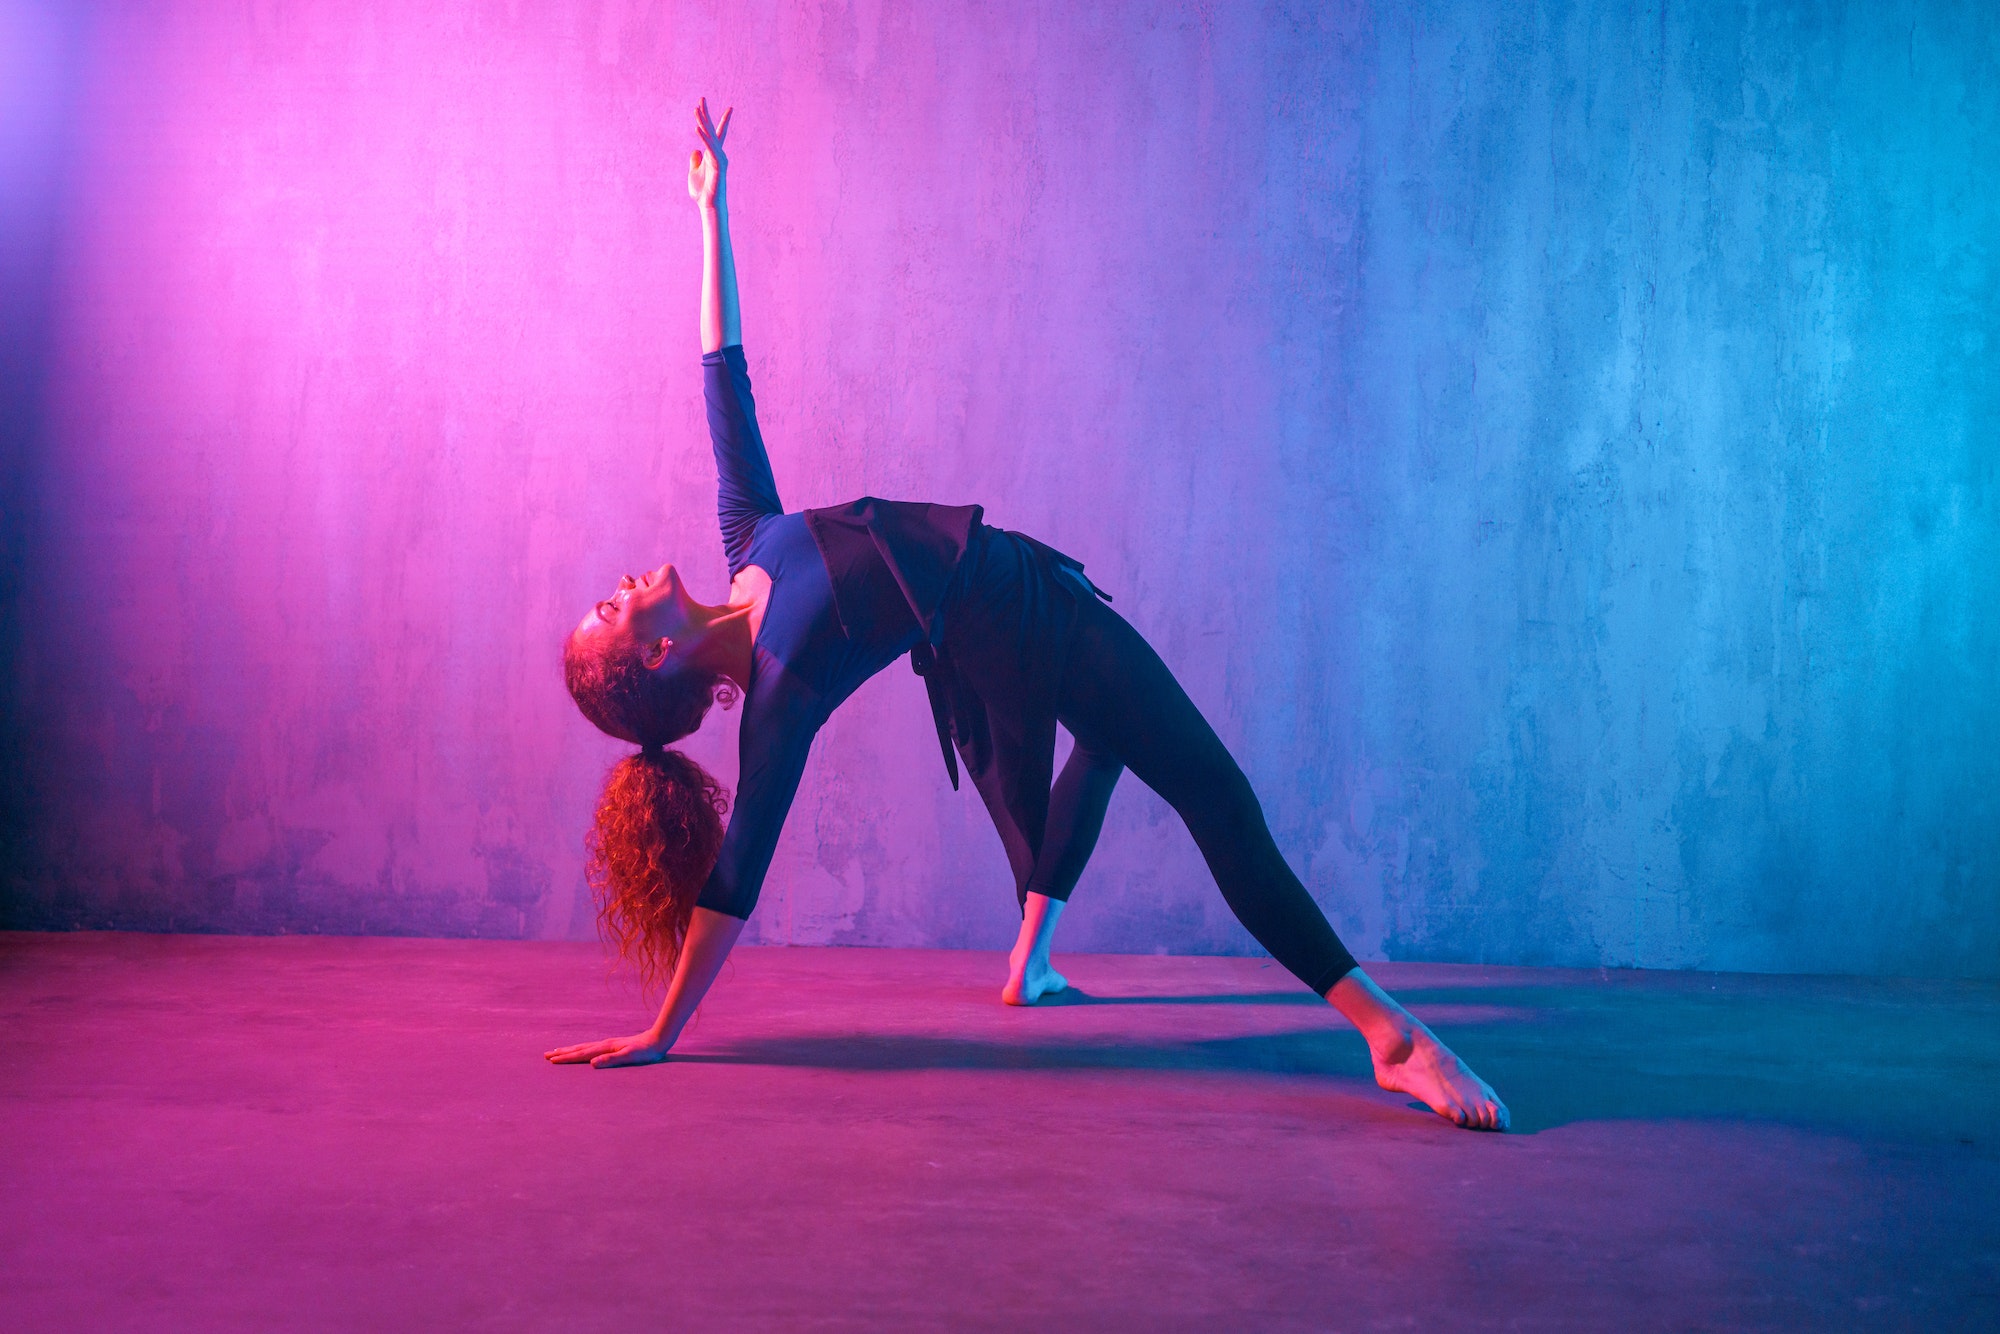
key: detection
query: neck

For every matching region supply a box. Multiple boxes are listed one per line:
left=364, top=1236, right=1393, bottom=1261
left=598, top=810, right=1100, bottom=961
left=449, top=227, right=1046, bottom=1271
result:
left=685, top=598, right=757, bottom=689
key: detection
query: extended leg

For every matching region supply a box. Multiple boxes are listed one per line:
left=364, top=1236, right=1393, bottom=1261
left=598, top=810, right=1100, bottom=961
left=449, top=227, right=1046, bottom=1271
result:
left=1057, top=602, right=1357, bottom=994
left=1058, top=596, right=1509, bottom=1130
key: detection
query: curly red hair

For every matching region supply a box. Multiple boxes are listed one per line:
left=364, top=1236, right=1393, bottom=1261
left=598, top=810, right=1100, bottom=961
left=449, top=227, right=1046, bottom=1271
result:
left=583, top=748, right=730, bottom=989
left=563, top=622, right=736, bottom=986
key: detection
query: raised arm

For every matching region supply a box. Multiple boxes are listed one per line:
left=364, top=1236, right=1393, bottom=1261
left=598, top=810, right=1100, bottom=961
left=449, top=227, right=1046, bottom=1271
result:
left=689, top=100, right=782, bottom=570
left=689, top=97, right=740, bottom=354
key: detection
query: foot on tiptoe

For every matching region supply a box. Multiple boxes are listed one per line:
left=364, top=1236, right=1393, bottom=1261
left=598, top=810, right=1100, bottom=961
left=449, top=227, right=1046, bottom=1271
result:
left=1369, top=1026, right=1510, bottom=1131
left=1001, top=950, right=1068, bottom=1006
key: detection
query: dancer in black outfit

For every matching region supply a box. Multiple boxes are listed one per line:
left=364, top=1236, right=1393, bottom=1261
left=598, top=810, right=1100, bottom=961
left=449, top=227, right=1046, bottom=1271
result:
left=546, top=101, right=1508, bottom=1131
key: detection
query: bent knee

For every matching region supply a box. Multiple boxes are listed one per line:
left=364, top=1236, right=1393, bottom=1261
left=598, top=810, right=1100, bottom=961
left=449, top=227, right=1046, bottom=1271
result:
left=1061, top=729, right=1125, bottom=775
left=1075, top=743, right=1124, bottom=777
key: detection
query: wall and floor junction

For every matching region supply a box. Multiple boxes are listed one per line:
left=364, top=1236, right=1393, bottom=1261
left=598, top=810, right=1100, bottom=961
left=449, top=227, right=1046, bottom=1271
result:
left=3, top=1, right=1995, bottom=976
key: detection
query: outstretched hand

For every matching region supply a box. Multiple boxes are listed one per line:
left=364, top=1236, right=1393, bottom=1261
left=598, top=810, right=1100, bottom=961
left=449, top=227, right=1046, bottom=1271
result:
left=544, top=1030, right=672, bottom=1069
left=687, top=97, right=732, bottom=207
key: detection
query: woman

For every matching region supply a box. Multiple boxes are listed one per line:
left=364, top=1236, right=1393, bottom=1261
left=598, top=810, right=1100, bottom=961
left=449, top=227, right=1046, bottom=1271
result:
left=545, top=101, right=1508, bottom=1132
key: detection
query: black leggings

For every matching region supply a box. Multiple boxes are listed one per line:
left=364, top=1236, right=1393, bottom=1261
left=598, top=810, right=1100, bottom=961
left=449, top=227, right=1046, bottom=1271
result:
left=1023, top=578, right=1359, bottom=996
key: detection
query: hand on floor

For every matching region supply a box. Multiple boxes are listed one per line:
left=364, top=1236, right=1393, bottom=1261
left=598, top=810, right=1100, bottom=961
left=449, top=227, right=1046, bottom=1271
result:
left=544, top=1031, right=671, bottom=1068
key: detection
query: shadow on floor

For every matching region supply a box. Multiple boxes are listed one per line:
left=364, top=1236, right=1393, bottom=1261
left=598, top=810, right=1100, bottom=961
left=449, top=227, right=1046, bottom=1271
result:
left=1035, top=987, right=1321, bottom=1007
left=676, top=1029, right=1374, bottom=1080
left=1364, top=984, right=1998, bottom=1143
left=670, top=980, right=2000, bottom=1144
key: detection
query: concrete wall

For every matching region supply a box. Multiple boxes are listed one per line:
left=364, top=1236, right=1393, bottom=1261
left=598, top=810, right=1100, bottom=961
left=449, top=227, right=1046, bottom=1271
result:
left=3, top=0, right=1995, bottom=975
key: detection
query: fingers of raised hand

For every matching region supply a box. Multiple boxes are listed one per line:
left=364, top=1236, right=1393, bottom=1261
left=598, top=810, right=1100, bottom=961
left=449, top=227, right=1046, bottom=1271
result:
left=694, top=98, right=731, bottom=153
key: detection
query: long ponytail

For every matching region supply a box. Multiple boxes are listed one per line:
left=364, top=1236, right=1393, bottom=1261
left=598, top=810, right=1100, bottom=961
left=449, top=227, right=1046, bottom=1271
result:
left=583, top=745, right=729, bottom=989
left=564, top=624, right=736, bottom=987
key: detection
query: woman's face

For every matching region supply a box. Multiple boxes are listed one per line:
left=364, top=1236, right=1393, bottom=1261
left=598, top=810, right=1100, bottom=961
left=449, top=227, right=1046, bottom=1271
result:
left=573, top=561, right=699, bottom=669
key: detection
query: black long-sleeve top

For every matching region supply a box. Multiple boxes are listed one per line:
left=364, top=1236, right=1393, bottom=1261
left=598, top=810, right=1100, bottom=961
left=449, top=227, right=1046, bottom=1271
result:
left=693, top=346, right=933, bottom=919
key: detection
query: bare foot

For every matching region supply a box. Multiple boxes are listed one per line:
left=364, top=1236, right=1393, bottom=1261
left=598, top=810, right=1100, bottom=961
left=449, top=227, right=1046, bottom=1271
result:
left=1002, top=893, right=1070, bottom=1005
left=1001, top=949, right=1068, bottom=1006
left=1369, top=1027, right=1509, bottom=1130
left=1328, top=968, right=1509, bottom=1131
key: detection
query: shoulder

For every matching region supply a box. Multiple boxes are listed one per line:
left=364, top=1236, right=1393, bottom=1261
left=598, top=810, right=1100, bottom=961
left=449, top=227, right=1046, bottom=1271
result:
left=739, top=650, right=824, bottom=720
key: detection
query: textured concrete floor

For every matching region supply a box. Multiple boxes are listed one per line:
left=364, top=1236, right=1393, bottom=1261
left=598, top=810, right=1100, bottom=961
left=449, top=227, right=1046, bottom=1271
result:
left=3, top=933, right=1996, bottom=1331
